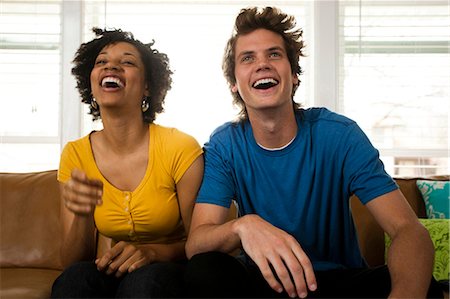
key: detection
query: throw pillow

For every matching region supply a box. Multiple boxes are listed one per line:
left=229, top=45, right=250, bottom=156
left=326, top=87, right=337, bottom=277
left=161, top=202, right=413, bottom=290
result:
left=416, top=180, right=450, bottom=219
left=385, top=219, right=449, bottom=282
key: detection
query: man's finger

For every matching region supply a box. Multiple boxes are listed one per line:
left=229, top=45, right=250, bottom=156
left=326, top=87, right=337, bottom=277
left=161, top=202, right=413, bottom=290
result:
left=292, top=246, right=317, bottom=292
left=270, top=257, right=298, bottom=298
left=256, top=259, right=284, bottom=294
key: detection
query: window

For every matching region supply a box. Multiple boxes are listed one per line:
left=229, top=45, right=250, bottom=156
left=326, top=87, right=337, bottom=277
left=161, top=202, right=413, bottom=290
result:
left=0, top=0, right=62, bottom=172
left=1, top=1, right=448, bottom=175
left=338, top=0, right=449, bottom=176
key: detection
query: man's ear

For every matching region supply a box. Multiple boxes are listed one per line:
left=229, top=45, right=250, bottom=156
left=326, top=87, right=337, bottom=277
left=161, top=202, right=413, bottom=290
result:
left=292, top=74, right=299, bottom=86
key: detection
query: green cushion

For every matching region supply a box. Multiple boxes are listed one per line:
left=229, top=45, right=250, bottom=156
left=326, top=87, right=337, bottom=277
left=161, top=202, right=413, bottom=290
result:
left=416, top=180, right=450, bottom=219
left=385, top=219, right=449, bottom=282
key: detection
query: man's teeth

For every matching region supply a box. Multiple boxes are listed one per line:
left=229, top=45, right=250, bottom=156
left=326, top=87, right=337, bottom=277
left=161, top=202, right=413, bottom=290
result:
left=253, top=78, right=278, bottom=88
left=101, top=77, right=124, bottom=88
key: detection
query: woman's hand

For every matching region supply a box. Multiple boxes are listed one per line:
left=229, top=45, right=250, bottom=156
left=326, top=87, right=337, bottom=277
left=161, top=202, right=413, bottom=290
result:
left=62, top=169, right=103, bottom=216
left=95, top=241, right=154, bottom=277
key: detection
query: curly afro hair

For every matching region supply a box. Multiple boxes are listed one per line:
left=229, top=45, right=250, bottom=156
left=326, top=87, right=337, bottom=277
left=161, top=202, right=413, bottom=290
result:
left=72, top=28, right=172, bottom=123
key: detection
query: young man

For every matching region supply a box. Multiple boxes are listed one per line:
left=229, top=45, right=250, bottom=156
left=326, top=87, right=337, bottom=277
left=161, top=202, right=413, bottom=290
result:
left=185, top=6, right=441, bottom=299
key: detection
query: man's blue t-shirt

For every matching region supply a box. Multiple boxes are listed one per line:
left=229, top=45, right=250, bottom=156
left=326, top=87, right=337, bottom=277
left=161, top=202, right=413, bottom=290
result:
left=196, top=107, right=398, bottom=271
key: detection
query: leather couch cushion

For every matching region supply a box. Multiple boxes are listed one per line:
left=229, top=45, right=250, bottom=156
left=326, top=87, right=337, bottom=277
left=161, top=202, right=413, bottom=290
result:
left=0, top=268, right=61, bottom=299
left=395, top=175, right=449, bottom=218
left=0, top=170, right=62, bottom=270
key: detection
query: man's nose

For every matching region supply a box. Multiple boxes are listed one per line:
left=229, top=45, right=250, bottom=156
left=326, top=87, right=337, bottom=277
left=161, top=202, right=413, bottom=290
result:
left=256, top=57, right=271, bottom=71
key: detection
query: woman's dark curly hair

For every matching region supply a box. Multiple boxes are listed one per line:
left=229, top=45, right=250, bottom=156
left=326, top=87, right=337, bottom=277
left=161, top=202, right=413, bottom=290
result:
left=72, top=28, right=172, bottom=123
left=223, top=7, right=305, bottom=119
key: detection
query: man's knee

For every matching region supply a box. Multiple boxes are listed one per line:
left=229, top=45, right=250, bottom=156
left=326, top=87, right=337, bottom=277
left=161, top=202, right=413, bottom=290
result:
left=185, top=251, right=250, bottom=297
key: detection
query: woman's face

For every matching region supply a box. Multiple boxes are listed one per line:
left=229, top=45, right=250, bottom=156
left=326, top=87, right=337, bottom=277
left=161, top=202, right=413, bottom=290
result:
left=90, top=42, right=148, bottom=114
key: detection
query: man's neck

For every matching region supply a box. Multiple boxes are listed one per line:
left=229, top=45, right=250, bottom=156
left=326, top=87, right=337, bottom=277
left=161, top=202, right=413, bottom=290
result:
left=248, top=107, right=298, bottom=149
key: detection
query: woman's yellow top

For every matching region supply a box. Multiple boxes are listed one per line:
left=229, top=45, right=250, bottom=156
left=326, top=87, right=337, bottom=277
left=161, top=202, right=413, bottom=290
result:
left=58, top=124, right=203, bottom=244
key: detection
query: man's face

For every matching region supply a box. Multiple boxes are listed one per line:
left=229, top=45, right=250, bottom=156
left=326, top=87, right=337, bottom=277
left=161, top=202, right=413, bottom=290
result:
left=232, top=28, right=298, bottom=116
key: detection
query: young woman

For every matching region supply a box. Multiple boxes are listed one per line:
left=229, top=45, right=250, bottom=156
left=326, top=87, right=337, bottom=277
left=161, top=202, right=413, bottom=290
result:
left=51, top=28, right=203, bottom=298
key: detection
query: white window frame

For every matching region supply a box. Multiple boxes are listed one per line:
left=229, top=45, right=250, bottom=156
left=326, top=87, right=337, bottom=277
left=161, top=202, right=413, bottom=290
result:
left=60, top=1, right=83, bottom=149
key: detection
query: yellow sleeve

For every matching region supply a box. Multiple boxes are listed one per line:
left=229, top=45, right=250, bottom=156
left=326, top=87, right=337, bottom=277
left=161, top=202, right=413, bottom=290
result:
left=158, top=127, right=203, bottom=184
left=58, top=143, right=79, bottom=183
left=57, top=135, right=90, bottom=183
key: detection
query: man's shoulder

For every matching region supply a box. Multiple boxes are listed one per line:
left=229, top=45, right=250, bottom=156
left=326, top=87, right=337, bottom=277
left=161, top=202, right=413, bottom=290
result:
left=300, top=107, right=356, bottom=128
left=209, top=120, right=245, bottom=140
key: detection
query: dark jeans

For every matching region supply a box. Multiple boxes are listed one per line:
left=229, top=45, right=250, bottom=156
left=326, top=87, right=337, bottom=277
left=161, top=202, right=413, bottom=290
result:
left=51, top=260, right=185, bottom=298
left=184, top=251, right=444, bottom=298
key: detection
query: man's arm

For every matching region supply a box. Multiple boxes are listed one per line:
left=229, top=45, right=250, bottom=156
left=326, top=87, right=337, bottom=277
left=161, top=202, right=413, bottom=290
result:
left=366, top=189, right=435, bottom=298
left=185, top=203, right=241, bottom=257
left=186, top=203, right=317, bottom=298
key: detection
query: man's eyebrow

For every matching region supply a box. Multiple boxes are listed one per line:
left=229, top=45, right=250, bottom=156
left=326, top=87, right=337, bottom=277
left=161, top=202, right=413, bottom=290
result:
left=237, top=46, right=285, bottom=56
left=267, top=46, right=285, bottom=52
left=237, top=50, right=254, bottom=57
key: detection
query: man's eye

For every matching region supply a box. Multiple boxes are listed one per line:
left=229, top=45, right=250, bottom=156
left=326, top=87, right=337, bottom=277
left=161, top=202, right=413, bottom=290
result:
left=241, top=56, right=253, bottom=63
left=270, top=52, right=281, bottom=58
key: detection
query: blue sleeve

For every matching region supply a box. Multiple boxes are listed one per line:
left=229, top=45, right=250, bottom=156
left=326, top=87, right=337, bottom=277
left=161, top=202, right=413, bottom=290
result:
left=342, top=123, right=398, bottom=204
left=196, top=137, right=235, bottom=208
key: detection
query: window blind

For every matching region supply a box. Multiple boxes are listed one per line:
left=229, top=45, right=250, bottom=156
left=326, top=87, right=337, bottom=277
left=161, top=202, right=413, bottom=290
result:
left=0, top=0, right=62, bottom=171
left=338, top=0, right=449, bottom=176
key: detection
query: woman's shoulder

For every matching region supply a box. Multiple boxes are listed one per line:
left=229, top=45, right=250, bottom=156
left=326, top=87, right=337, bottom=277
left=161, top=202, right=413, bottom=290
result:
left=62, top=133, right=92, bottom=152
left=151, top=123, right=201, bottom=148
left=152, top=123, right=195, bottom=139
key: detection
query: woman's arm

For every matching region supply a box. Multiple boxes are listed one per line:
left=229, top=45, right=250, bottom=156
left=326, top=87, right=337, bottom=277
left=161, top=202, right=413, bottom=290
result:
left=176, top=155, right=204, bottom=235
left=60, top=169, right=102, bottom=267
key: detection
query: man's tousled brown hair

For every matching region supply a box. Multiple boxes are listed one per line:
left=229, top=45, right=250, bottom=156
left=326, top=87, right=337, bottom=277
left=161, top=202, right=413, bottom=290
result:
left=222, top=7, right=305, bottom=118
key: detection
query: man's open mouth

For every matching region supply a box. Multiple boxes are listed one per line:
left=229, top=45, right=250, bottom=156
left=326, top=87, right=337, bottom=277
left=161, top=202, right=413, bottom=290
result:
left=252, top=78, right=279, bottom=90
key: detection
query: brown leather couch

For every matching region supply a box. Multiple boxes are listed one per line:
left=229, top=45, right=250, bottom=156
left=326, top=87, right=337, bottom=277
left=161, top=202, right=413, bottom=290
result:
left=0, top=170, right=448, bottom=298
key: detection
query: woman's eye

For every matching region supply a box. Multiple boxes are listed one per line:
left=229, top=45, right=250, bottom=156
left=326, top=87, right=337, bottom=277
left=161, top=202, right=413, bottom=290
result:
left=122, top=61, right=135, bottom=65
left=95, top=59, right=106, bottom=65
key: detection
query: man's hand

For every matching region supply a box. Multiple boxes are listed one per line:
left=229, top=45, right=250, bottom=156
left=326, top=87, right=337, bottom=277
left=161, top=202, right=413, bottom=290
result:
left=95, top=241, right=154, bottom=277
left=236, top=214, right=317, bottom=298
left=62, top=169, right=103, bottom=215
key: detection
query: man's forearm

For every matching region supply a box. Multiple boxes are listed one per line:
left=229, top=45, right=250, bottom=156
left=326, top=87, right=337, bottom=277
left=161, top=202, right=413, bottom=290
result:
left=387, top=223, right=434, bottom=298
left=186, top=218, right=242, bottom=258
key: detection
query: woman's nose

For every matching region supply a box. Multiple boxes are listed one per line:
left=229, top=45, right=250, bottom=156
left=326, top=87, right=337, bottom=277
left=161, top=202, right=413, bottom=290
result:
left=104, top=62, right=120, bottom=71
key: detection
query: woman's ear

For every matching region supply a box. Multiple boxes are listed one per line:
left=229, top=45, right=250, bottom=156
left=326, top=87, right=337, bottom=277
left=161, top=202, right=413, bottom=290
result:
left=231, top=85, right=238, bottom=93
